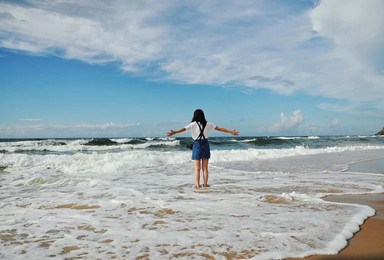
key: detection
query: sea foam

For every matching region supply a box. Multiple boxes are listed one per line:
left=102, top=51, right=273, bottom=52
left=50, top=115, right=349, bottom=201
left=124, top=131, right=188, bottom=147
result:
left=0, top=138, right=384, bottom=259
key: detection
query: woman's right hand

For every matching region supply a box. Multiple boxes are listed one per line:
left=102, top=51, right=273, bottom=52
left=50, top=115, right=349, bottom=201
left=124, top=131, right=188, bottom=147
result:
left=166, top=130, right=174, bottom=137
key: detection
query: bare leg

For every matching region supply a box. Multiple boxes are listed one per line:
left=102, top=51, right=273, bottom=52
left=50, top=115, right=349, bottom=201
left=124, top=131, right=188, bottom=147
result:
left=202, top=158, right=209, bottom=187
left=194, top=160, right=201, bottom=188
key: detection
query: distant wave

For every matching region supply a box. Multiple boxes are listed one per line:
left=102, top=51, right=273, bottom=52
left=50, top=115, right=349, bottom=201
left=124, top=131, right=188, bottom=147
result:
left=1, top=135, right=384, bottom=155
left=85, top=138, right=118, bottom=146
left=275, top=136, right=301, bottom=140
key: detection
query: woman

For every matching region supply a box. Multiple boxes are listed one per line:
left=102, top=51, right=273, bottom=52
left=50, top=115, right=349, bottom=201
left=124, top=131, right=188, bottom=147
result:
left=167, top=109, right=239, bottom=189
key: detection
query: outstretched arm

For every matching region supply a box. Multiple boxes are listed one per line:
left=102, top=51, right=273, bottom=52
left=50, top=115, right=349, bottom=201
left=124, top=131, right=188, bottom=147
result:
left=167, top=128, right=186, bottom=137
left=215, top=126, right=239, bottom=136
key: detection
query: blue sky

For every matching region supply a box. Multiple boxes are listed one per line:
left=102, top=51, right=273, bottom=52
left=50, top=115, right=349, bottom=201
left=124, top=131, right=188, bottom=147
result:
left=1, top=0, right=384, bottom=138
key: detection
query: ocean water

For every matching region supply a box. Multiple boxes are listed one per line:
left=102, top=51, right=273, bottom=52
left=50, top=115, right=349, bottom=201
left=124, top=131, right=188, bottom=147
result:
left=1, top=135, right=384, bottom=259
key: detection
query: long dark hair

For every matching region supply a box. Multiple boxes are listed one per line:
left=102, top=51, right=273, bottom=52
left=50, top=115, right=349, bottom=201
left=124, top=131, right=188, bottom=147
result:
left=191, top=109, right=207, bottom=127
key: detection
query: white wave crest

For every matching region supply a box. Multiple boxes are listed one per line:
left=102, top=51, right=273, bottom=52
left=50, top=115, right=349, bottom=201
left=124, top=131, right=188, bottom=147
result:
left=2, top=145, right=384, bottom=175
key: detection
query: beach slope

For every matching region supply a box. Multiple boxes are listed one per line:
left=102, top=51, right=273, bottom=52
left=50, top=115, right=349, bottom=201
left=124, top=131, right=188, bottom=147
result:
left=287, top=193, right=384, bottom=260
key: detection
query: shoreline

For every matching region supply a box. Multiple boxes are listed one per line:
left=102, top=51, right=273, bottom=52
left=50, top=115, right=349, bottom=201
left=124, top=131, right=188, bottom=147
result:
left=287, top=192, right=384, bottom=260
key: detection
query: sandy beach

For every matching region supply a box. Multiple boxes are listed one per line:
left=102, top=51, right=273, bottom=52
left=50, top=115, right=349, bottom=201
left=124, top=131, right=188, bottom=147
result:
left=287, top=193, right=384, bottom=260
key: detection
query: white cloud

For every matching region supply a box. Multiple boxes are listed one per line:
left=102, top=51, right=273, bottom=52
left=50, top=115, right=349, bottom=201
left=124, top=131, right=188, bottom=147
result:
left=0, top=1, right=168, bottom=70
left=308, top=0, right=384, bottom=102
left=269, top=110, right=304, bottom=133
left=160, top=2, right=313, bottom=95
left=0, top=0, right=383, bottom=105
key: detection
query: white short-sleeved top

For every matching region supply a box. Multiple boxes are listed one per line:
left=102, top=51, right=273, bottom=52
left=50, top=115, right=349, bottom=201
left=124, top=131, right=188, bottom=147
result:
left=184, top=121, right=216, bottom=140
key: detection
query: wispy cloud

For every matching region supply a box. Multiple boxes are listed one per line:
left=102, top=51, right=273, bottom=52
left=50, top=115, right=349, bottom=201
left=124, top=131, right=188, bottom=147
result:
left=0, top=122, right=141, bottom=138
left=0, top=1, right=168, bottom=69
left=331, top=119, right=340, bottom=127
left=1, top=0, right=383, bottom=105
left=318, top=102, right=384, bottom=119
left=75, top=122, right=140, bottom=130
left=317, top=103, right=352, bottom=113
left=19, top=118, right=42, bottom=122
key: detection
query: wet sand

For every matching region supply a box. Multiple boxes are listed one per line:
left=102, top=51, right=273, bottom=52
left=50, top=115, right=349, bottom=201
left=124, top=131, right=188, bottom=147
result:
left=287, top=193, right=384, bottom=260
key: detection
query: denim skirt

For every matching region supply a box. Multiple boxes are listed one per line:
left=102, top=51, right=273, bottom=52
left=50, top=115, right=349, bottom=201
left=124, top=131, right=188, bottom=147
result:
left=192, top=139, right=210, bottom=160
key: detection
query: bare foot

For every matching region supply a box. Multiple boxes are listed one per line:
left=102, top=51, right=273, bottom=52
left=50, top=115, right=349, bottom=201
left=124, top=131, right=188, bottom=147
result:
left=195, top=184, right=201, bottom=189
